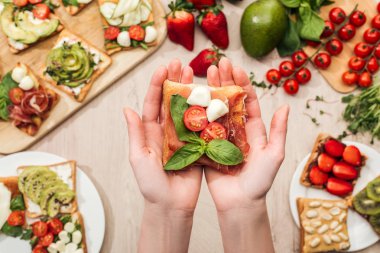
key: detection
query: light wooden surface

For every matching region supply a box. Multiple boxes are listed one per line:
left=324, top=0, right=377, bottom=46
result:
left=0, top=0, right=166, bottom=154
left=304, top=0, right=377, bottom=94
left=1, top=0, right=380, bottom=252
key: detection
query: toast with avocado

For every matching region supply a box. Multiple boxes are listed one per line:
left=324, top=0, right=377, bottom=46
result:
left=98, top=0, right=158, bottom=55
left=0, top=2, right=64, bottom=54
left=42, top=29, right=112, bottom=102
left=17, top=161, right=78, bottom=218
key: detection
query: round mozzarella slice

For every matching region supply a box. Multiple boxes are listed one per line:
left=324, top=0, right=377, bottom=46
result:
left=56, top=240, right=66, bottom=252
left=58, top=231, right=70, bottom=244
left=47, top=243, right=58, bottom=253
left=144, top=26, right=157, bottom=43
left=100, top=2, right=117, bottom=19
left=187, top=86, right=211, bottom=107
left=117, top=31, right=131, bottom=47
left=64, top=222, right=75, bottom=233
left=65, top=243, right=78, bottom=253
left=11, top=66, right=27, bottom=83
left=206, top=99, right=229, bottom=122
left=72, top=230, right=82, bottom=244
left=19, top=76, right=35, bottom=91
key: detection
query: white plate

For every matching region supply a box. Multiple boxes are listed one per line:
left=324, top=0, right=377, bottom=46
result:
left=289, top=141, right=380, bottom=251
left=0, top=151, right=105, bottom=253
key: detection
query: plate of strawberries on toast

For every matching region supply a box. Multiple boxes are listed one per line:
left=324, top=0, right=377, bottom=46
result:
left=289, top=133, right=380, bottom=252
left=0, top=151, right=105, bottom=253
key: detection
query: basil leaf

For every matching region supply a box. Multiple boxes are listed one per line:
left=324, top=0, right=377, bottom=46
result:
left=280, top=0, right=300, bottom=8
left=10, top=195, right=25, bottom=211
left=298, top=3, right=324, bottom=41
left=164, top=143, right=204, bottom=170
left=277, top=19, right=301, bottom=57
left=0, top=72, right=18, bottom=121
left=205, top=139, right=243, bottom=165
left=62, top=0, right=78, bottom=7
left=170, top=95, right=200, bottom=143
left=60, top=215, right=72, bottom=225
left=21, top=229, right=33, bottom=240
left=1, top=222, right=23, bottom=237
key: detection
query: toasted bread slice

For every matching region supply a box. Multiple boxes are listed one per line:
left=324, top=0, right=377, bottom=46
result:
left=0, top=176, right=20, bottom=198
left=17, top=161, right=78, bottom=218
left=6, top=13, right=64, bottom=54
left=72, top=211, right=88, bottom=253
left=42, top=29, right=112, bottom=102
left=163, top=80, right=249, bottom=173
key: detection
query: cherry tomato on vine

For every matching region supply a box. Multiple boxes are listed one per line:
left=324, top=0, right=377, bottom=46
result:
left=375, top=44, right=380, bottom=58
left=283, top=79, right=299, bottom=95
left=371, top=14, right=380, bottom=29
left=338, top=24, right=356, bottom=41
left=354, top=42, right=373, bottom=58
left=279, top=61, right=295, bottom=77
left=348, top=56, right=366, bottom=71
left=325, top=39, right=343, bottom=56
left=349, top=10, right=366, bottom=27
left=321, top=20, right=335, bottom=38
left=358, top=71, right=372, bottom=87
left=306, top=40, right=321, bottom=48
left=329, top=7, right=346, bottom=25
left=364, top=28, right=380, bottom=44
left=266, top=69, right=281, bottom=85
left=342, top=71, right=359, bottom=86
left=295, top=68, right=311, bottom=84
left=367, top=57, right=379, bottom=73
left=291, top=50, right=308, bottom=67
left=314, top=52, right=331, bottom=69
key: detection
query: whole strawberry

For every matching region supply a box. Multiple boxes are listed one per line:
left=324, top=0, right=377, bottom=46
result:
left=167, top=0, right=195, bottom=51
left=189, top=46, right=224, bottom=77
left=187, top=0, right=215, bottom=10
left=197, top=5, right=229, bottom=49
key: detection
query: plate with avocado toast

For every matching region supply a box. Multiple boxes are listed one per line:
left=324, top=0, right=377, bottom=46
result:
left=0, top=151, right=105, bottom=253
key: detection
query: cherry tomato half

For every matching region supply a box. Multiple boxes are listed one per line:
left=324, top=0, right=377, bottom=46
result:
left=329, top=7, right=346, bottom=25
left=325, top=39, right=343, bottom=56
left=200, top=122, right=227, bottom=142
left=358, top=71, right=372, bottom=88
left=104, top=26, right=120, bottom=41
left=314, top=52, right=331, bottom=69
left=47, top=218, right=63, bottom=235
left=367, top=57, right=379, bottom=73
left=279, top=61, right=295, bottom=77
left=348, top=56, right=365, bottom=71
left=283, top=79, right=299, bottom=95
left=354, top=42, right=373, bottom=58
left=291, top=50, right=308, bottom=67
left=295, top=68, right=311, bottom=85
left=349, top=10, right=366, bottom=27
left=372, top=14, right=380, bottom=29
left=342, top=71, right=358, bottom=86
left=7, top=211, right=25, bottom=226
left=129, top=25, right=145, bottom=41
left=13, top=0, right=28, bottom=7
left=9, top=87, right=25, bottom=105
left=364, top=28, right=380, bottom=44
left=33, top=4, right=50, bottom=20
left=39, top=232, right=54, bottom=247
left=321, top=20, right=335, bottom=38
left=29, top=0, right=43, bottom=4
left=337, top=24, right=356, bottom=41
left=375, top=44, right=380, bottom=58
left=183, top=106, right=208, bottom=132
left=378, top=2, right=380, bottom=13
left=32, top=246, right=47, bottom=253
left=32, top=221, right=48, bottom=238
left=266, top=69, right=281, bottom=85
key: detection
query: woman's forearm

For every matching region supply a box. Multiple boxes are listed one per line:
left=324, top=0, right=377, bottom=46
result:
left=138, top=202, right=194, bottom=253
left=217, top=199, right=275, bottom=253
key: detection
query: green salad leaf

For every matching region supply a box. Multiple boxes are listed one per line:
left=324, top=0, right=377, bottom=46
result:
left=277, top=19, right=302, bottom=57
left=1, top=222, right=23, bottom=237
left=62, top=0, right=78, bottom=7
left=0, top=72, right=18, bottom=121
left=298, top=2, right=325, bottom=41
left=10, top=195, right=25, bottom=211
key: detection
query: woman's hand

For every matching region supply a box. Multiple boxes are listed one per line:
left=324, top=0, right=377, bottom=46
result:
left=205, top=58, right=290, bottom=253
left=124, top=59, right=202, bottom=253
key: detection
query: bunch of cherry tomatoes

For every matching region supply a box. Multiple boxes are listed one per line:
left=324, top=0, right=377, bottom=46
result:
left=341, top=3, right=380, bottom=87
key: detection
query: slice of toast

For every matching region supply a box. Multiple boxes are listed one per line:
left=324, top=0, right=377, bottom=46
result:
left=17, top=161, right=78, bottom=218
left=42, top=29, right=112, bottom=102
left=0, top=176, right=20, bottom=198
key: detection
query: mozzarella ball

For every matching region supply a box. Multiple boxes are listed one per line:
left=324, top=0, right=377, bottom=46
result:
left=19, top=76, right=34, bottom=91
left=144, top=26, right=157, bottom=43
left=11, top=66, right=27, bottom=83
left=117, top=31, right=131, bottom=47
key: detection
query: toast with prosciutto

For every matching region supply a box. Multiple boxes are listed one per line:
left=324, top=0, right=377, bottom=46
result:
left=163, top=80, right=249, bottom=174
left=0, top=63, right=59, bottom=136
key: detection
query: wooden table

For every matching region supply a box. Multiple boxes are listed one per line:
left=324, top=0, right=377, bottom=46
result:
left=1, top=0, right=380, bottom=252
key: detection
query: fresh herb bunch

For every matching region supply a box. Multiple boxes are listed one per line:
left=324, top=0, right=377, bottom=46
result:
left=342, top=78, right=380, bottom=143
left=165, top=95, right=243, bottom=170
left=277, top=0, right=334, bottom=56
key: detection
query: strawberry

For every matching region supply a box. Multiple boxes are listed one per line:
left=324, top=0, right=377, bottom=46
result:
left=167, top=0, right=195, bottom=51
left=187, top=0, right=215, bottom=10
left=309, top=166, right=328, bottom=185
left=326, top=177, right=353, bottom=196
left=332, top=161, right=358, bottom=180
left=317, top=153, right=336, bottom=173
left=189, top=46, right=224, bottom=77
left=197, top=5, right=229, bottom=49
left=324, top=139, right=345, bottom=157
left=342, top=145, right=362, bottom=166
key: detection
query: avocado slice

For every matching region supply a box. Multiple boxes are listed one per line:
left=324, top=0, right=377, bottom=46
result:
left=15, top=11, right=59, bottom=39
left=18, top=166, right=49, bottom=193
left=1, top=5, right=39, bottom=44
left=24, top=170, right=57, bottom=203
left=47, top=197, right=60, bottom=217
left=39, top=183, right=68, bottom=212
left=55, top=189, right=75, bottom=204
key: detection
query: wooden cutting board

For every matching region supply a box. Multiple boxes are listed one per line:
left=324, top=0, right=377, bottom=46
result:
left=303, top=0, right=378, bottom=93
left=0, top=0, right=167, bottom=154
